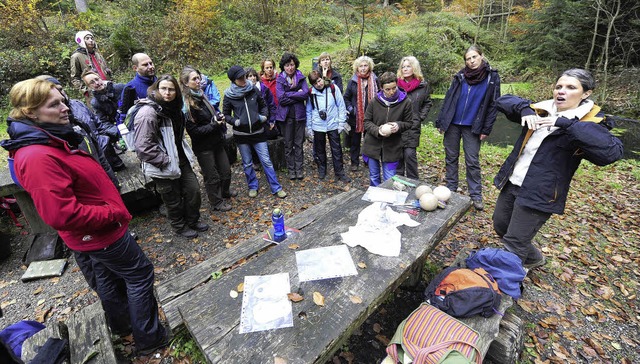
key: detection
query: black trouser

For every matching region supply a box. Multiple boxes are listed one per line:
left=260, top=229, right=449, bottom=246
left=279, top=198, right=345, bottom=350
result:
left=153, top=163, right=202, bottom=231
left=398, top=146, right=419, bottom=180
left=282, top=117, right=305, bottom=175
left=348, top=128, right=362, bottom=166
left=313, top=129, right=345, bottom=177
left=78, top=231, right=166, bottom=350
left=195, top=146, right=231, bottom=208
left=492, top=181, right=551, bottom=262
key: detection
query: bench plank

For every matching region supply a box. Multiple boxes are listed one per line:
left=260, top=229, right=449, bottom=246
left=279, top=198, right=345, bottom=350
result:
left=66, top=302, right=117, bottom=364
left=176, top=188, right=471, bottom=363
left=156, top=189, right=363, bottom=331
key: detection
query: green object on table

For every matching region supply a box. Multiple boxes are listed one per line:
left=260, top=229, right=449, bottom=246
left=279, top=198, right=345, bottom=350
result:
left=391, top=176, right=416, bottom=188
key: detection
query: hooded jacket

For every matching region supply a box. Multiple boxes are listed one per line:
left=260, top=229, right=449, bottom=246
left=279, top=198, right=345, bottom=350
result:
left=70, top=47, right=112, bottom=93
left=361, top=91, right=414, bottom=162
left=494, top=95, right=623, bottom=214
left=1, top=119, right=130, bottom=251
left=400, top=81, right=432, bottom=148
left=435, top=67, right=500, bottom=136
left=133, top=98, right=195, bottom=180
left=306, top=85, right=347, bottom=133
left=275, top=70, right=309, bottom=122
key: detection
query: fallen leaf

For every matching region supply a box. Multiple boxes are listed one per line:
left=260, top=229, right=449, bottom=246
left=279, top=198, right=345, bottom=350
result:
left=1, top=299, right=16, bottom=309
left=288, top=243, right=300, bottom=250
left=237, top=283, right=244, bottom=292
left=274, top=356, right=287, bottom=364
left=211, top=271, right=222, bottom=280
left=611, top=342, right=622, bottom=350
left=313, top=292, right=325, bottom=306
left=287, top=293, right=304, bottom=302
left=375, top=334, right=390, bottom=346
left=349, top=295, right=362, bottom=304
left=357, top=262, right=367, bottom=269
left=373, top=323, right=382, bottom=333
left=37, top=299, right=45, bottom=306
left=339, top=351, right=355, bottom=364
left=33, top=287, right=43, bottom=295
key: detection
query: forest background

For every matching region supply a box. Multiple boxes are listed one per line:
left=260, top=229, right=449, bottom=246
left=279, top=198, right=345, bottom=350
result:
left=0, top=0, right=639, bottom=120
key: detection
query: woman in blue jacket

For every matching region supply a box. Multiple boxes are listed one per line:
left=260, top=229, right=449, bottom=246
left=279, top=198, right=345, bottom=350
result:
left=435, top=45, right=500, bottom=211
left=493, top=68, right=623, bottom=269
left=275, top=52, right=309, bottom=180
left=306, top=70, right=350, bottom=183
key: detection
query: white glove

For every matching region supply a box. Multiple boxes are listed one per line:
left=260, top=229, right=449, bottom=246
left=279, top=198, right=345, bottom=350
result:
left=259, top=115, right=267, bottom=123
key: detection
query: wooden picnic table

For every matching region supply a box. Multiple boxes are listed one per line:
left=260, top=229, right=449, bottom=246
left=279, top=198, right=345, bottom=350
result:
left=157, top=179, right=471, bottom=363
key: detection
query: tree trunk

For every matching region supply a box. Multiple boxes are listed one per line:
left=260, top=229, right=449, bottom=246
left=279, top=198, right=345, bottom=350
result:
left=75, top=0, right=88, bottom=13
left=585, top=1, right=601, bottom=69
left=601, top=0, right=622, bottom=97
left=383, top=0, right=389, bottom=7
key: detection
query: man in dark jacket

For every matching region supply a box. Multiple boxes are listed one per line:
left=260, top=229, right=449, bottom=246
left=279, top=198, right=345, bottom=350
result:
left=83, top=70, right=125, bottom=126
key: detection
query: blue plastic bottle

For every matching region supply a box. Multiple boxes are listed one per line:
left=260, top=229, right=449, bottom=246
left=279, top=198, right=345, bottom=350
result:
left=272, top=208, right=286, bottom=242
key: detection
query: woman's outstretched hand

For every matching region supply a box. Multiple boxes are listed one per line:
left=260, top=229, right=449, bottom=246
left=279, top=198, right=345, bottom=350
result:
left=521, top=114, right=540, bottom=130
left=535, top=116, right=558, bottom=129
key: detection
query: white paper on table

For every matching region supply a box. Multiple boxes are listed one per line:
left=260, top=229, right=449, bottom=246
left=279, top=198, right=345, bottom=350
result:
left=295, top=244, right=358, bottom=282
left=239, top=273, right=293, bottom=333
left=361, top=186, right=409, bottom=205
left=341, top=202, right=420, bottom=257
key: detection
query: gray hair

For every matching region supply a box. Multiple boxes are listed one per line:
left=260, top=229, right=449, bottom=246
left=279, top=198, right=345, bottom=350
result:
left=559, top=68, right=596, bottom=91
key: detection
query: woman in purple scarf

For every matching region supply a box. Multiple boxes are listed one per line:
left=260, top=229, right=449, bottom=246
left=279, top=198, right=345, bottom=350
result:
left=361, top=72, right=413, bottom=186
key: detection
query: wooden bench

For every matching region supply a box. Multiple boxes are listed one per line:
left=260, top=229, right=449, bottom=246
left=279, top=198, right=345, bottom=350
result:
left=21, top=302, right=118, bottom=364
left=156, top=179, right=472, bottom=363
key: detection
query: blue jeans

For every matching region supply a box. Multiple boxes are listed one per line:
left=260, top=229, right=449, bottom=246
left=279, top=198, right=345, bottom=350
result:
left=238, top=142, right=282, bottom=194
left=443, top=124, right=482, bottom=200
left=85, top=231, right=166, bottom=351
left=366, top=157, right=398, bottom=186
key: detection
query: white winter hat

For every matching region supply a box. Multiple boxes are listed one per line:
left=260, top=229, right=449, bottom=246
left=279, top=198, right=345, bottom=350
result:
left=75, top=31, right=94, bottom=48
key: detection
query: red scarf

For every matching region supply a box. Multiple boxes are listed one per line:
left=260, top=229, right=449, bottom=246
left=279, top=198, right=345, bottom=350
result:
left=398, top=77, right=420, bottom=93
left=89, top=52, right=107, bottom=80
left=356, top=72, right=377, bottom=133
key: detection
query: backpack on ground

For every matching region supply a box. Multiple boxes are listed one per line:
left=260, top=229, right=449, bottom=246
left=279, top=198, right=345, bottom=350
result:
left=465, top=248, right=526, bottom=299
left=386, top=303, right=482, bottom=364
left=424, top=266, right=502, bottom=318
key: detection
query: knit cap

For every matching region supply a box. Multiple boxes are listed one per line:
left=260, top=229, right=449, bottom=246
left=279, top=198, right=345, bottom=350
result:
left=75, top=31, right=94, bottom=48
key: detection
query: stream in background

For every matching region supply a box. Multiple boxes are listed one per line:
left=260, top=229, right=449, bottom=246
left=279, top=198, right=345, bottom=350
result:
left=424, top=99, right=639, bottom=160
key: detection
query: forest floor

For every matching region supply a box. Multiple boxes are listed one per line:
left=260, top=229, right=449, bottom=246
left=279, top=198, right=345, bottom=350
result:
left=1, top=129, right=638, bottom=364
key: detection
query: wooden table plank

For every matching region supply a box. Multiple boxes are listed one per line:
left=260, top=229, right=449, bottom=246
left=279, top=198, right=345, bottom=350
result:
left=157, top=189, right=363, bottom=331
left=66, top=302, right=117, bottom=364
left=177, top=186, right=471, bottom=363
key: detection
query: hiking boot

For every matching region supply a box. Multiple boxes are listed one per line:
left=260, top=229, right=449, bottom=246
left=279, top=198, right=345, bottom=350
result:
left=276, top=190, right=287, bottom=199
left=189, top=222, right=209, bottom=232
left=524, top=255, right=546, bottom=269
left=350, top=164, right=359, bottom=172
left=176, top=227, right=198, bottom=239
left=523, top=247, right=546, bottom=269
left=318, top=172, right=326, bottom=181
left=212, top=203, right=232, bottom=212
left=472, top=199, right=484, bottom=211
left=296, top=171, right=304, bottom=180
left=337, top=175, right=351, bottom=183
left=288, top=172, right=296, bottom=180
left=248, top=189, right=258, bottom=198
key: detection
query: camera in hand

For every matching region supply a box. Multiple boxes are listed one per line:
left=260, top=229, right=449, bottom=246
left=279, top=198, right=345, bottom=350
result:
left=319, top=110, right=327, bottom=120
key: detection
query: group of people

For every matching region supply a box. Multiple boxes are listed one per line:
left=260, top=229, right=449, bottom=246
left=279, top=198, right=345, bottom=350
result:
left=0, top=30, right=624, bottom=358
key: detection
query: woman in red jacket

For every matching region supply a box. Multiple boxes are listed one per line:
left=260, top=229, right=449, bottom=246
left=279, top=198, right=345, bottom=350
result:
left=0, top=78, right=167, bottom=356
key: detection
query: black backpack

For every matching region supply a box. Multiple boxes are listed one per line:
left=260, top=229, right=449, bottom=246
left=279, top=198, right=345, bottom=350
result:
left=424, top=266, right=502, bottom=318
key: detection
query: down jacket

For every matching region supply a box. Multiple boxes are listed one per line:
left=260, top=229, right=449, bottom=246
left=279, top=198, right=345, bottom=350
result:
left=133, top=98, right=195, bottom=180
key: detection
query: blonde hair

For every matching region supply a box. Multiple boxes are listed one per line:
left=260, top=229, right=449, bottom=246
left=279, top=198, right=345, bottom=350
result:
left=318, top=52, right=331, bottom=62
left=9, top=79, right=56, bottom=120
left=396, top=56, right=424, bottom=81
left=352, top=56, right=374, bottom=74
